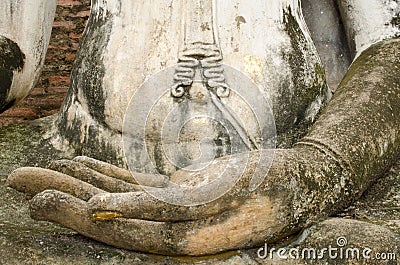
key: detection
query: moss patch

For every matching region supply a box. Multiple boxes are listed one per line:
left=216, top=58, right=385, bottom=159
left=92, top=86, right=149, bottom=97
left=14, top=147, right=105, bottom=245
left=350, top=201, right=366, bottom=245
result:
left=391, top=12, right=400, bottom=28
left=276, top=7, right=329, bottom=148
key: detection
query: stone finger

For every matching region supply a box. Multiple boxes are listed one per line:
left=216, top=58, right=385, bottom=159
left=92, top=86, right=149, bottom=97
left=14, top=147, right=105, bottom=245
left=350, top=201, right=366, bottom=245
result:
left=7, top=167, right=105, bottom=201
left=87, top=151, right=267, bottom=221
left=31, top=190, right=278, bottom=256
left=73, top=156, right=169, bottom=187
left=49, top=159, right=142, bottom=193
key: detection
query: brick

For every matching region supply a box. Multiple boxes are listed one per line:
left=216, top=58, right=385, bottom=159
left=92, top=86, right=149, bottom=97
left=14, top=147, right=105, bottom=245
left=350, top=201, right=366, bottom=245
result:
left=65, top=53, right=76, bottom=62
left=29, top=87, right=46, bottom=96
left=42, top=109, right=60, bottom=117
left=69, top=32, right=82, bottom=39
left=47, top=45, right=70, bottom=51
left=0, top=118, right=30, bottom=126
left=69, top=10, right=91, bottom=18
left=71, top=42, right=80, bottom=51
left=45, top=87, right=69, bottom=95
left=53, top=21, right=77, bottom=30
left=48, top=76, right=71, bottom=85
left=1, top=107, right=37, bottom=118
left=58, top=0, right=83, bottom=7
left=28, top=97, right=66, bottom=108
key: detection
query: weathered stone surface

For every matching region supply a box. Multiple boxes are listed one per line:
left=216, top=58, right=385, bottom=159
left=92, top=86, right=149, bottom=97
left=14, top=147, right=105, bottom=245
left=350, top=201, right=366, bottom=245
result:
left=8, top=167, right=106, bottom=201
left=0, top=36, right=25, bottom=111
left=1, top=114, right=400, bottom=264
left=339, top=162, right=400, bottom=236
left=48, top=159, right=141, bottom=192
left=301, top=0, right=351, bottom=91
left=73, top=156, right=169, bottom=188
left=56, top=0, right=330, bottom=165
left=337, top=0, right=399, bottom=58
left=255, top=218, right=400, bottom=264
left=5, top=38, right=400, bottom=258
left=0, top=0, right=91, bottom=126
left=1, top=1, right=400, bottom=264
left=0, top=0, right=57, bottom=113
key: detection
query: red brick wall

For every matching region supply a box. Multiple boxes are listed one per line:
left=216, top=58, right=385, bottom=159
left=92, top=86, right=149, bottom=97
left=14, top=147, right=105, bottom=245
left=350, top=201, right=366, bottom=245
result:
left=0, top=0, right=90, bottom=126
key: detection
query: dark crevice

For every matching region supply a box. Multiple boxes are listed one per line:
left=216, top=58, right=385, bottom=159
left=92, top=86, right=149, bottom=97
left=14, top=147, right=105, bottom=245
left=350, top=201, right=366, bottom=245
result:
left=0, top=36, right=25, bottom=113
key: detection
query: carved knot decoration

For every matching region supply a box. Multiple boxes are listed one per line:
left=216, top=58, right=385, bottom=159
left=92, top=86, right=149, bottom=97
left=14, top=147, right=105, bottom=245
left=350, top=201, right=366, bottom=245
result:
left=171, top=44, right=230, bottom=98
left=171, top=0, right=230, bottom=99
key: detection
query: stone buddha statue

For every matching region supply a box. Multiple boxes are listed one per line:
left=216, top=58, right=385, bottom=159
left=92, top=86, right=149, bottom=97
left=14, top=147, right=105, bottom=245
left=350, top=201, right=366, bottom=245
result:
left=3, top=0, right=400, bottom=258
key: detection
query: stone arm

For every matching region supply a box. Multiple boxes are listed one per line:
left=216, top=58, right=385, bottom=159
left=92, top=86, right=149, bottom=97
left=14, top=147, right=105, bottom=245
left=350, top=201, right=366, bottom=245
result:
left=8, top=39, right=400, bottom=255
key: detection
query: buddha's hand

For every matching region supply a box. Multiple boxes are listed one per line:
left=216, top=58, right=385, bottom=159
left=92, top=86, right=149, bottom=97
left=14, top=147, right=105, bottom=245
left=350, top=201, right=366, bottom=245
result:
left=6, top=39, right=400, bottom=256
left=7, top=151, right=287, bottom=256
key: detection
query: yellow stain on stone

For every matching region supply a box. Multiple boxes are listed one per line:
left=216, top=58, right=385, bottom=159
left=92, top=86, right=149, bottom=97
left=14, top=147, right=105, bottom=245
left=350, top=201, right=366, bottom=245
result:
left=92, top=211, right=123, bottom=221
left=244, top=55, right=263, bottom=78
